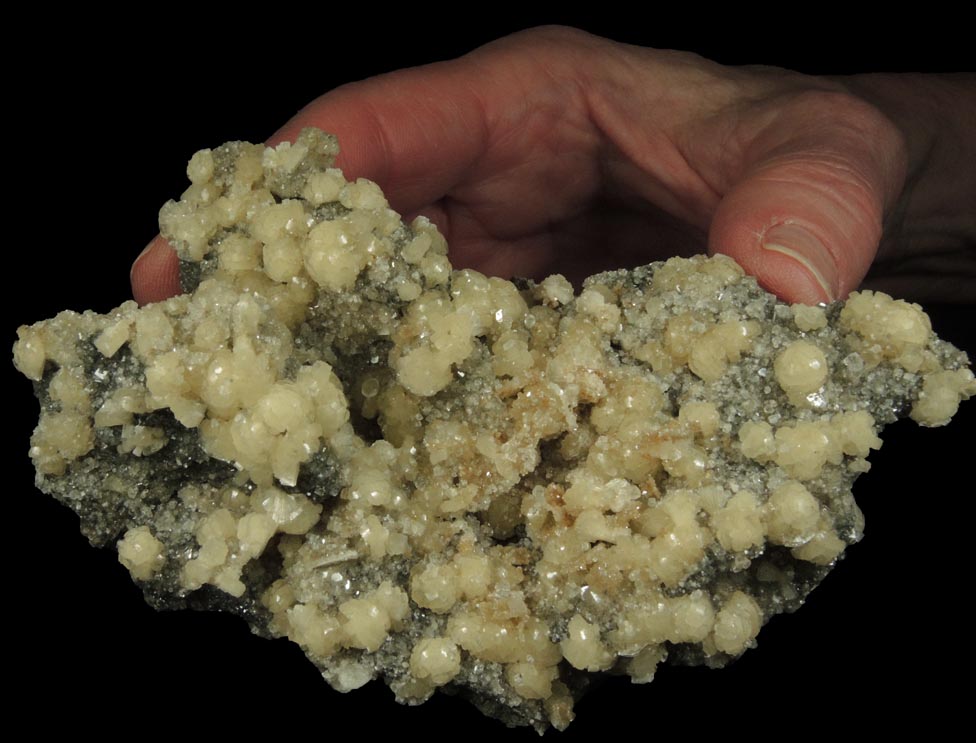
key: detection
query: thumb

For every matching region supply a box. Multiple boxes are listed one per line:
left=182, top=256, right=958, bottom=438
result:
left=709, top=92, right=906, bottom=305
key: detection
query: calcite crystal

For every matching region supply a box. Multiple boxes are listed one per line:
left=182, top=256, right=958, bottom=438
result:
left=14, top=129, right=974, bottom=731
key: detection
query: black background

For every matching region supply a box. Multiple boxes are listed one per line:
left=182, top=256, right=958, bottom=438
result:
left=10, top=12, right=973, bottom=739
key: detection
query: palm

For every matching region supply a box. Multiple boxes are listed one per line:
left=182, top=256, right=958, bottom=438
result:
left=275, top=30, right=723, bottom=285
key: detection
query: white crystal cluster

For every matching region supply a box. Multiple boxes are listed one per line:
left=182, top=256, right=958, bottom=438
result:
left=14, top=129, right=974, bottom=730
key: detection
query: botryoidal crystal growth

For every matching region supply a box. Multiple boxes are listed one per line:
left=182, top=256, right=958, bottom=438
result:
left=13, top=129, right=975, bottom=731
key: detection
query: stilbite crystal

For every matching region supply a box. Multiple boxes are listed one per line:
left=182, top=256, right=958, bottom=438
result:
left=13, top=129, right=974, bottom=731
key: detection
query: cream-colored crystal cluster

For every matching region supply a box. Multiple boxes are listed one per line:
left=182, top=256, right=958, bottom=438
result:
left=14, top=129, right=975, bottom=730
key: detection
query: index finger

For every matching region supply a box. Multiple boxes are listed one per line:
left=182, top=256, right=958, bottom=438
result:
left=133, top=59, right=492, bottom=305
left=269, top=59, right=492, bottom=216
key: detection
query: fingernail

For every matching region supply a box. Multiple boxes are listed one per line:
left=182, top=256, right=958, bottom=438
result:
left=762, top=224, right=838, bottom=302
left=130, top=240, right=157, bottom=282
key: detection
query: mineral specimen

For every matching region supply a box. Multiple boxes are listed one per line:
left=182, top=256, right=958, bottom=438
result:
left=14, top=129, right=974, bottom=731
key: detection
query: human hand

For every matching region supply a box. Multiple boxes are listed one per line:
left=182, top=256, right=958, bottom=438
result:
left=19, top=27, right=976, bottom=737
left=131, top=27, right=974, bottom=306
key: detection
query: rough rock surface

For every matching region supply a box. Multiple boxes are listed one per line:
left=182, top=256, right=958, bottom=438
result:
left=14, top=129, right=975, bottom=731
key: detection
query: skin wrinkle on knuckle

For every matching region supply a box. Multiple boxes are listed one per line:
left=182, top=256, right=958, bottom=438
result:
left=750, top=157, right=885, bottom=232
left=749, top=88, right=903, bottom=170
left=675, top=76, right=893, bottom=233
